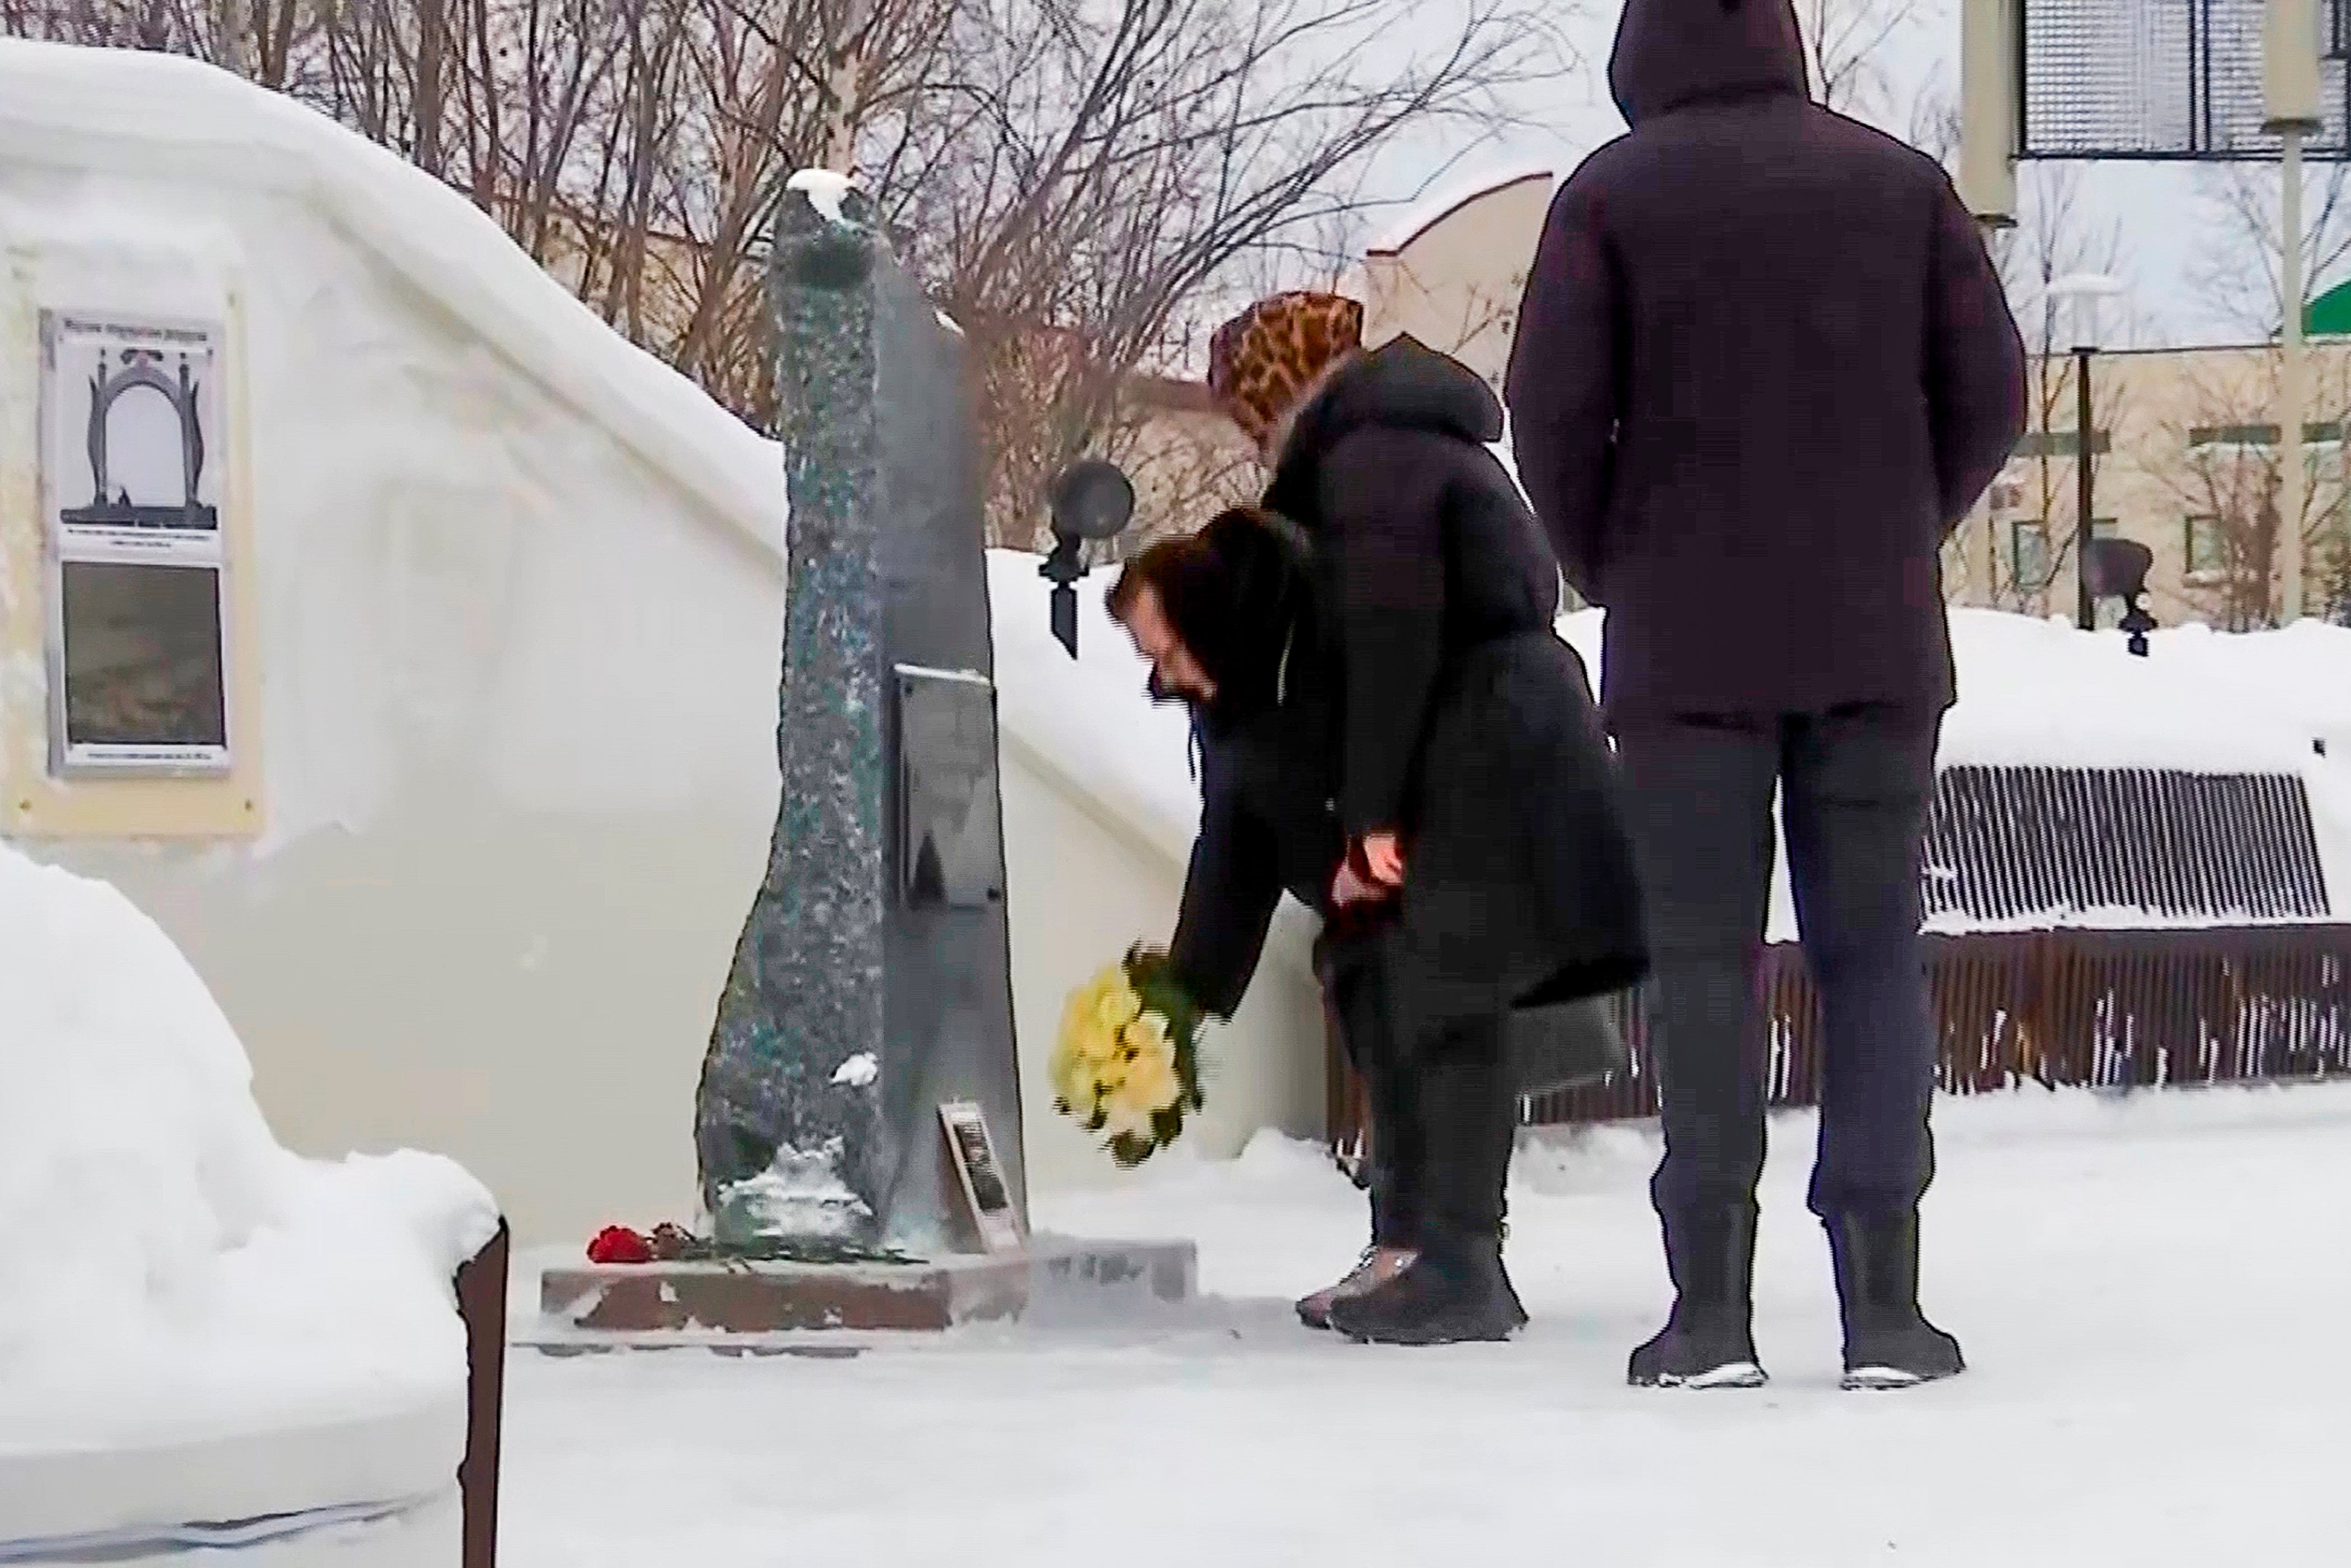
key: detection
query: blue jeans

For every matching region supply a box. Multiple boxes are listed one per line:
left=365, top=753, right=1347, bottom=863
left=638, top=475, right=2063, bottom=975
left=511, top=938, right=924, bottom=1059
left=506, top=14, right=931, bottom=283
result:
left=1614, top=705, right=1942, bottom=1222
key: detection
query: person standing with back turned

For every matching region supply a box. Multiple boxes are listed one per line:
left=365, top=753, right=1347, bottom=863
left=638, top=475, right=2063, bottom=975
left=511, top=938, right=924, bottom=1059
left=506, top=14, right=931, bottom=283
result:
left=1504, top=0, right=2027, bottom=1390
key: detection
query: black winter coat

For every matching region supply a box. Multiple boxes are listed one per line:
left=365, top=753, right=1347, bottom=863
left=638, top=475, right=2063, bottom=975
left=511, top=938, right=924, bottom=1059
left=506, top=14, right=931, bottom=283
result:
left=1166, top=592, right=1348, bottom=1020
left=1503, top=0, right=2029, bottom=726
left=1170, top=339, right=1650, bottom=1052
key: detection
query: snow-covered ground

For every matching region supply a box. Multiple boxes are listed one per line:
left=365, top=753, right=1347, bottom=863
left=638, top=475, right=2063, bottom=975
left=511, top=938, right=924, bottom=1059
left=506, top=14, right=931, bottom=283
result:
left=500, top=1082, right=2351, bottom=1566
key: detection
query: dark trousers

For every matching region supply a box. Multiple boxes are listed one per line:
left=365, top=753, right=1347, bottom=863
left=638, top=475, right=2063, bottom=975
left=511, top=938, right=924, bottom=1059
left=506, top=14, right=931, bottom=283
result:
left=1322, top=935, right=1514, bottom=1250
left=1615, top=705, right=1942, bottom=1224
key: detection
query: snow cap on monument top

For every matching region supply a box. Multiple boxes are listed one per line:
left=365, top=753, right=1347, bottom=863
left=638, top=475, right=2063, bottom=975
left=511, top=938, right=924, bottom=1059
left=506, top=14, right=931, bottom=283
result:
left=787, top=168, right=860, bottom=225
left=1608, top=0, right=1809, bottom=126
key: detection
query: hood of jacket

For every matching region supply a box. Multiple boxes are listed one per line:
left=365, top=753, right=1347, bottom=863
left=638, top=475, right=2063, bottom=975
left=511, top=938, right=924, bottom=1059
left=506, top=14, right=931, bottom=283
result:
left=1272, top=335, right=1504, bottom=493
left=1608, top=0, right=1810, bottom=126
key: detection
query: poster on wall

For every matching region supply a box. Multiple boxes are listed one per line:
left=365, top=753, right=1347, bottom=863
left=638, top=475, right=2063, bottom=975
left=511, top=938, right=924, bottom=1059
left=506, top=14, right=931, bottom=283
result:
left=38, top=312, right=233, bottom=776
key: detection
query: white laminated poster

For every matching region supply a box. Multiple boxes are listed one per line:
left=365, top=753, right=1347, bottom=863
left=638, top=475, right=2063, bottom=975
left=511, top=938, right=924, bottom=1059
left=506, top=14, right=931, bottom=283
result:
left=37, top=311, right=233, bottom=777
left=937, top=1100, right=1024, bottom=1254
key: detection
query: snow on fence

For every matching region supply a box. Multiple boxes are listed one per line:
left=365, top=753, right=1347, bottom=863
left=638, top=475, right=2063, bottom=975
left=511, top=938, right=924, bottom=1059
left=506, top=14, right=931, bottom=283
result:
left=1924, top=765, right=2333, bottom=929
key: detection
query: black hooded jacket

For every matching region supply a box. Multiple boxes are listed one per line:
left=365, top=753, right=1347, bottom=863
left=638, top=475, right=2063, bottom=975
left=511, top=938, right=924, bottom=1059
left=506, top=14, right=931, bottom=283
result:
left=1504, top=0, right=2028, bottom=725
left=1169, top=340, right=1650, bottom=1040
left=1263, top=336, right=1562, bottom=837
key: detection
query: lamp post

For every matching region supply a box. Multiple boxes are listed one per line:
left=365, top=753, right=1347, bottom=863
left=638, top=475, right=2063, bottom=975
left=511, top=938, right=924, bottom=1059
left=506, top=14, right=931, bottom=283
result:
left=2265, top=0, right=2324, bottom=624
left=2047, top=273, right=2125, bottom=631
left=1039, top=459, right=1136, bottom=658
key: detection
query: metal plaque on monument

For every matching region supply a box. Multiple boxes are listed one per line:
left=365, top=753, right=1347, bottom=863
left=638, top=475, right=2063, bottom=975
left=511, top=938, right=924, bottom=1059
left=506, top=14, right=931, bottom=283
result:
left=538, top=174, right=1193, bottom=1343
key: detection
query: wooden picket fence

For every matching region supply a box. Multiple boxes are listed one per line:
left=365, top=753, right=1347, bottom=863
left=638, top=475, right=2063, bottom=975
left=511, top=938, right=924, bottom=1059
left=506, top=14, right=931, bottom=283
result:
left=1325, top=926, right=2351, bottom=1159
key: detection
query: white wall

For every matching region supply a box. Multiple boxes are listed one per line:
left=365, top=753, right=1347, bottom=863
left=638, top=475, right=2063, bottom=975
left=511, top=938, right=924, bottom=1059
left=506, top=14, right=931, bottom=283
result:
left=0, top=157, right=785, bottom=1249
left=1359, top=169, right=1553, bottom=386
left=1001, top=739, right=1326, bottom=1194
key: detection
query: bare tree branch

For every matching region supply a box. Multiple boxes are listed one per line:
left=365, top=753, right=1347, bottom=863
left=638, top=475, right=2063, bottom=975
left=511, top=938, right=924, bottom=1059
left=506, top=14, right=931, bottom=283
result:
left=2154, top=352, right=2351, bottom=630
left=2191, top=161, right=2351, bottom=341
left=1794, top=0, right=1924, bottom=126
left=6, top=0, right=1581, bottom=544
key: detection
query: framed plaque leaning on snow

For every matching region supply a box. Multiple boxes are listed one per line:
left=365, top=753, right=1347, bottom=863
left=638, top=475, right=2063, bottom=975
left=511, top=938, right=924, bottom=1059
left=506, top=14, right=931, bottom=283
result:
left=939, top=1101, right=1025, bottom=1254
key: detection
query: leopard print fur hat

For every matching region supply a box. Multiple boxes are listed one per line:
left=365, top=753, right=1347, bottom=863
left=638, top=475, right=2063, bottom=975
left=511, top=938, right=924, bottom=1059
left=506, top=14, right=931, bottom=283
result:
left=1206, top=291, right=1365, bottom=448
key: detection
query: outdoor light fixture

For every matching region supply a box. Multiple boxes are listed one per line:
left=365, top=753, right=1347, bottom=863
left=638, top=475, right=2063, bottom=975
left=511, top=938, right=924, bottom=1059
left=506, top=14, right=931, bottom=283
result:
left=2083, top=534, right=2158, bottom=657
left=1040, top=459, right=1136, bottom=658
left=2048, top=272, right=2123, bottom=356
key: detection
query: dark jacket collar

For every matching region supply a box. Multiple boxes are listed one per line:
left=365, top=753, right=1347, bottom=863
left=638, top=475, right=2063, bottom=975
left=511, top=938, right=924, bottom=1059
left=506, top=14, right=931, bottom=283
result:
left=1608, top=0, right=1810, bottom=125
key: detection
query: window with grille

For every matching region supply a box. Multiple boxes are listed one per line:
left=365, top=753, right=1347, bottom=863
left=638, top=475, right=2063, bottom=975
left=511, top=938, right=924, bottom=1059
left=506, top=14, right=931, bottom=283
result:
left=2189, top=421, right=2346, bottom=446
left=2014, top=429, right=2112, bottom=459
left=2020, top=0, right=2351, bottom=160
left=2185, top=514, right=2227, bottom=576
left=2011, top=520, right=2051, bottom=588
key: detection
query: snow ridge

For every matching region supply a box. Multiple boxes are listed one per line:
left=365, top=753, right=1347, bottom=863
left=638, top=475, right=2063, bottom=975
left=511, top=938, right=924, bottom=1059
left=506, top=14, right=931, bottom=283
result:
left=0, top=39, right=783, bottom=559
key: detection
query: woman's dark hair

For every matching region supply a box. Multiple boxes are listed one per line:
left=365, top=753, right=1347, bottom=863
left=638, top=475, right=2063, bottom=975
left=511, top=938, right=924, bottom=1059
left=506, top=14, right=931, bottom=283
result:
left=1109, top=507, right=1309, bottom=721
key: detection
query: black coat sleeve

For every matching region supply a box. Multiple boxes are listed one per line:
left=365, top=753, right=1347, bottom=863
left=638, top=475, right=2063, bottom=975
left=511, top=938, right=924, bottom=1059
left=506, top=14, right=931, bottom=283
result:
left=1925, top=176, right=2028, bottom=534
left=1317, top=427, right=1453, bottom=839
left=1504, top=176, right=1619, bottom=601
left=1167, top=741, right=1284, bottom=1020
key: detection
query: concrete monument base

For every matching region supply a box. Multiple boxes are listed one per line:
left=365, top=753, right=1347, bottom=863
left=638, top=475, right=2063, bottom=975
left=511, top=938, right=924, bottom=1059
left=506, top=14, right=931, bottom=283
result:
left=536, top=1235, right=1196, bottom=1338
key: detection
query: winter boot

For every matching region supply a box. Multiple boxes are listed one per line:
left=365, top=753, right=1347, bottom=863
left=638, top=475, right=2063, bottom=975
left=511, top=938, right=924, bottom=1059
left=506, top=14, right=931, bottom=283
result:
left=1295, top=1245, right=1417, bottom=1330
left=1329, top=1044, right=1524, bottom=1346
left=1827, top=1211, right=1964, bottom=1390
left=1627, top=1206, right=1767, bottom=1388
left=1328, top=1236, right=1524, bottom=1345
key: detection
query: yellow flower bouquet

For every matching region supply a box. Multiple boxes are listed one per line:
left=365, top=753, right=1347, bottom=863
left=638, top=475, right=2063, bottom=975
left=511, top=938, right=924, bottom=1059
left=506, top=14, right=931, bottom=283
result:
left=1050, top=945, right=1207, bottom=1167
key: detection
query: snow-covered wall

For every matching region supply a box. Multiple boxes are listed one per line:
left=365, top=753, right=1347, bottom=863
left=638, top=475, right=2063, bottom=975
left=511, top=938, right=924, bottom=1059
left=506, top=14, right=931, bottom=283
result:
left=0, top=159, right=780, bottom=1251
left=4, top=41, right=2342, bottom=1256
left=0, top=41, right=1324, bottom=1248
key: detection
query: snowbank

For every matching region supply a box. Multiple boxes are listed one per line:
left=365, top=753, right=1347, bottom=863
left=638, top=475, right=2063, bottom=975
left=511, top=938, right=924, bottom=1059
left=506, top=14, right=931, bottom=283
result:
left=1560, top=606, right=2351, bottom=778
left=1561, top=606, right=2351, bottom=936
left=2143, top=617, right=2351, bottom=761
left=991, top=550, right=2351, bottom=942
left=0, top=844, right=496, bottom=1523
left=1937, top=610, right=2340, bottom=775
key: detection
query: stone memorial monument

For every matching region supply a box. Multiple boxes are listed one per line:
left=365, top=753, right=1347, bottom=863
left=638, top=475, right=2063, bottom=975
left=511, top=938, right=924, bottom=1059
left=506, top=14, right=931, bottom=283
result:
left=538, top=174, right=1193, bottom=1341
left=687, top=171, right=1027, bottom=1258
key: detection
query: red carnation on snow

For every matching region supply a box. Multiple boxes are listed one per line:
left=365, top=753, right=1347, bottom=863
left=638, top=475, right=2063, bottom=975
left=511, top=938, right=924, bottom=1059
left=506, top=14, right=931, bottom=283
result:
left=586, top=1225, right=653, bottom=1264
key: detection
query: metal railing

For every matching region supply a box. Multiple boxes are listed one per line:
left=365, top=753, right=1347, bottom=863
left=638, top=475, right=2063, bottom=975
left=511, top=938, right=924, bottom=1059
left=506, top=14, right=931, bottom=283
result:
left=1325, top=926, right=2351, bottom=1152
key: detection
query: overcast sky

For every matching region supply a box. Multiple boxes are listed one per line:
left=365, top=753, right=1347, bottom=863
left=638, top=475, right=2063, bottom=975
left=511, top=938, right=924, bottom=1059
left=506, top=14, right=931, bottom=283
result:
left=1354, top=0, right=2323, bottom=351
